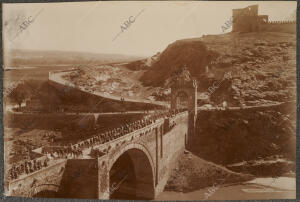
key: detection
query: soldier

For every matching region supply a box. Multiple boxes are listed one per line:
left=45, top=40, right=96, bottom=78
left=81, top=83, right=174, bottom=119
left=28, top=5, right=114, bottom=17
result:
left=36, top=161, right=40, bottom=170
left=33, top=162, right=37, bottom=171
left=12, top=171, right=18, bottom=180
left=20, top=164, right=24, bottom=174
left=9, top=170, right=13, bottom=179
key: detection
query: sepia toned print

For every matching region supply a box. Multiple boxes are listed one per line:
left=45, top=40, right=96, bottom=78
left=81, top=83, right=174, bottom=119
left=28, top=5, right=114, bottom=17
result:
left=2, top=1, right=297, bottom=200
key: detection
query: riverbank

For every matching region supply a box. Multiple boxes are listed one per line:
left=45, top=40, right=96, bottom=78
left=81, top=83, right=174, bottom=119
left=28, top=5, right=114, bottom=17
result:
left=157, top=176, right=296, bottom=200
left=165, top=152, right=254, bottom=192
left=160, top=152, right=295, bottom=200
left=226, top=156, right=296, bottom=177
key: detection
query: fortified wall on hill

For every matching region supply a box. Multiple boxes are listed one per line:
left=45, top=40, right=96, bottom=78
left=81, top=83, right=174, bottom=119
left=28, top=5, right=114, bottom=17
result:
left=232, top=4, right=296, bottom=33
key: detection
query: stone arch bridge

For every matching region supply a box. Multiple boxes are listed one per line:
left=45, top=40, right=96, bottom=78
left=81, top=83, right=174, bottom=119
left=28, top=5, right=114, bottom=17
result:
left=7, top=111, right=190, bottom=199
left=7, top=71, right=197, bottom=199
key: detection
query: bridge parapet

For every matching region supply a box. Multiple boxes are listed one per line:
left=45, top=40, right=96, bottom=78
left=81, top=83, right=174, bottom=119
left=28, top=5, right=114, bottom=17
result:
left=7, top=159, right=67, bottom=197
left=168, top=111, right=188, bottom=123
left=90, top=118, right=165, bottom=154
left=90, top=111, right=188, bottom=155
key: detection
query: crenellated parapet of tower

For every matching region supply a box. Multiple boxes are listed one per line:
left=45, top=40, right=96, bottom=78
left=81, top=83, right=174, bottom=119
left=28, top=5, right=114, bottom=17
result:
left=232, top=4, right=296, bottom=33
left=264, top=20, right=296, bottom=24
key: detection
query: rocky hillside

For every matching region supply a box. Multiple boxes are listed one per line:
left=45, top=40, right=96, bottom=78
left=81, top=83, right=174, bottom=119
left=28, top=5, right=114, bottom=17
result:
left=139, top=39, right=219, bottom=86
left=132, top=32, right=296, bottom=106
left=201, top=32, right=296, bottom=106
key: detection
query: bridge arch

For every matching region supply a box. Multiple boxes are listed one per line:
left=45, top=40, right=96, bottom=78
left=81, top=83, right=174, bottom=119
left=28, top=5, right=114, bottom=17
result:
left=31, top=184, right=60, bottom=198
left=108, top=143, right=155, bottom=200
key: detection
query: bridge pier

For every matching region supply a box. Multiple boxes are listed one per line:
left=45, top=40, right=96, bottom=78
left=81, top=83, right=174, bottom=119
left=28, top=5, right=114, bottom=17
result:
left=187, top=111, right=197, bottom=149
left=97, top=158, right=110, bottom=199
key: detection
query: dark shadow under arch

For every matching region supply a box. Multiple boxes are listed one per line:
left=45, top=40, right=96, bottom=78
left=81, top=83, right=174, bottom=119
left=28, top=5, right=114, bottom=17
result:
left=109, top=148, right=155, bottom=200
left=31, top=184, right=59, bottom=198
left=33, top=190, right=58, bottom=198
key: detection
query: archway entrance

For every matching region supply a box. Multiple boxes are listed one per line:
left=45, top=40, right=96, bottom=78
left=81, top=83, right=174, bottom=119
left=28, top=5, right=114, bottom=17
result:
left=174, top=91, right=189, bottom=110
left=109, top=148, right=154, bottom=200
left=170, top=67, right=197, bottom=113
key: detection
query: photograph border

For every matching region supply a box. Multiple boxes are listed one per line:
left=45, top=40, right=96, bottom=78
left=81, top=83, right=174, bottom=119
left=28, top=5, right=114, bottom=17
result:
left=0, top=0, right=299, bottom=201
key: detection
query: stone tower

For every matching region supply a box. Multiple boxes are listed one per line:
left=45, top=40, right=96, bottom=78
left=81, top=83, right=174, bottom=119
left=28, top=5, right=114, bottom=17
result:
left=170, top=66, right=197, bottom=147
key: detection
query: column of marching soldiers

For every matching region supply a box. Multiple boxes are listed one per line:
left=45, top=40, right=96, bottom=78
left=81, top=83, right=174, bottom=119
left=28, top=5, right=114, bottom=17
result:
left=8, top=109, right=186, bottom=181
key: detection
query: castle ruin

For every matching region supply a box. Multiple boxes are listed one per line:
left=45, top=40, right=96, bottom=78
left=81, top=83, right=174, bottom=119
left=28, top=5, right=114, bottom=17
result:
left=232, top=4, right=296, bottom=33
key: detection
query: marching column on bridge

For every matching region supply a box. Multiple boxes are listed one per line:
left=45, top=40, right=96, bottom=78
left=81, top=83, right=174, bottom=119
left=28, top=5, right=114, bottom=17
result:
left=7, top=109, right=186, bottom=181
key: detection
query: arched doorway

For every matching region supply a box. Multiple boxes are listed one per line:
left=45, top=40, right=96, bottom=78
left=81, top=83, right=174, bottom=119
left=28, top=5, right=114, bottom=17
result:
left=170, top=67, right=197, bottom=113
left=109, top=148, right=154, bottom=200
left=173, top=91, right=189, bottom=110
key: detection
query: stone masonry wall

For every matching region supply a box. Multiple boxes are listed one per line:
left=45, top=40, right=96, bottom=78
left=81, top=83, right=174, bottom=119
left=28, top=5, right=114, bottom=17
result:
left=8, top=160, right=67, bottom=197
left=155, top=112, right=188, bottom=196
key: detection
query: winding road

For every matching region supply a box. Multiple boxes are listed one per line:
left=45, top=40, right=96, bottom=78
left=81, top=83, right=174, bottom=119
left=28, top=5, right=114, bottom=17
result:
left=49, top=70, right=169, bottom=108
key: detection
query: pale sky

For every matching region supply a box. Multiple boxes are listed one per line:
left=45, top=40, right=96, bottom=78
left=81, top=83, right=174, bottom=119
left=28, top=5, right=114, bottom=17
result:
left=3, top=1, right=297, bottom=56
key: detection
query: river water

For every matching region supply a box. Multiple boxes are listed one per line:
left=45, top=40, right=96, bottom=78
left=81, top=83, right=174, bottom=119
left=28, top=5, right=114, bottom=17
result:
left=156, top=177, right=296, bottom=200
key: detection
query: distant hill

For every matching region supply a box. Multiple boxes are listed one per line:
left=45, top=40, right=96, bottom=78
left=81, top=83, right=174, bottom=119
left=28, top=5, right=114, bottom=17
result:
left=4, top=49, right=144, bottom=68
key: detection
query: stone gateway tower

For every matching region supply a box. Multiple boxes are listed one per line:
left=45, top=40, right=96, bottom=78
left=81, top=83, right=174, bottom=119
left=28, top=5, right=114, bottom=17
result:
left=170, top=66, right=197, bottom=147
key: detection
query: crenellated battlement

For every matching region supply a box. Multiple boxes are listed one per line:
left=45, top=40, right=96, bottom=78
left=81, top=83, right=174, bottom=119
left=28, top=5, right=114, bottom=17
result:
left=232, top=4, right=296, bottom=33
left=264, top=20, right=296, bottom=24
